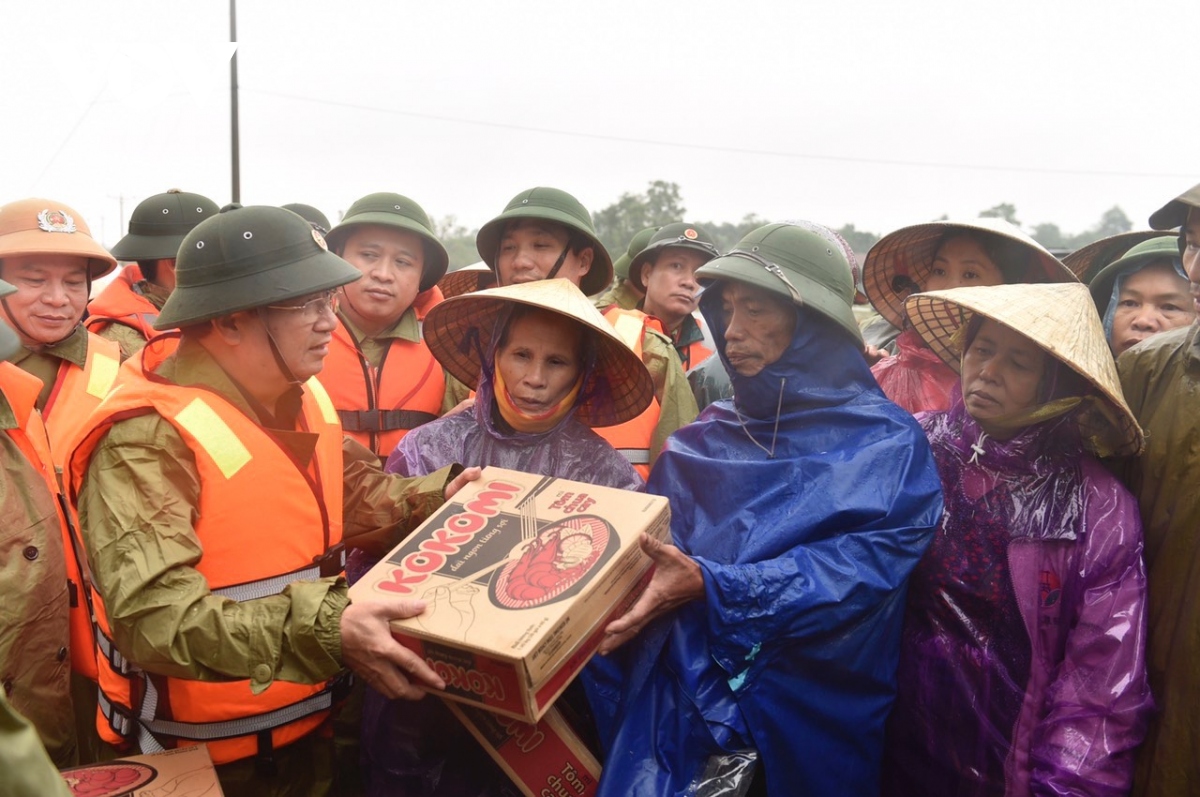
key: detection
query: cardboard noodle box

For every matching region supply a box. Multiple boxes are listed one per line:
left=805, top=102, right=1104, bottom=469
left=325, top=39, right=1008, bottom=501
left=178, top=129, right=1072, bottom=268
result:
left=447, top=703, right=600, bottom=797
left=61, top=744, right=224, bottom=797
left=351, top=466, right=670, bottom=722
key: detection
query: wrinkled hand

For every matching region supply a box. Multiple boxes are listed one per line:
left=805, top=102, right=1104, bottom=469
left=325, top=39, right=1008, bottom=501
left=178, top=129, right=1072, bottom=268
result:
left=445, top=466, right=482, bottom=500
left=863, top=344, right=887, bottom=366
left=340, top=599, right=445, bottom=700
left=599, top=534, right=704, bottom=655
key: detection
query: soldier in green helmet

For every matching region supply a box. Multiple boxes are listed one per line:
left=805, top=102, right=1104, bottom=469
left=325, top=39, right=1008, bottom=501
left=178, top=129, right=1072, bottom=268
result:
left=593, top=225, right=657, bottom=312
left=322, top=192, right=452, bottom=461
left=90, top=189, right=220, bottom=358
left=67, top=205, right=479, bottom=796
left=473, top=187, right=698, bottom=478
left=627, top=222, right=719, bottom=371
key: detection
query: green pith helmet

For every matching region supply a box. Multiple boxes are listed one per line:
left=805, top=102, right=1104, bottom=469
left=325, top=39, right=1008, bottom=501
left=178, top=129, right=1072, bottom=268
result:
left=613, top=226, right=660, bottom=282
left=475, top=187, right=613, bottom=296
left=324, top=193, right=449, bottom=292
left=281, top=203, right=332, bottom=235
left=0, top=279, right=21, bottom=360
left=629, top=222, right=719, bottom=293
left=696, top=222, right=862, bottom=344
left=110, top=190, right=220, bottom=261
left=1149, top=182, right=1200, bottom=230
left=155, top=205, right=361, bottom=329
left=1088, top=234, right=1184, bottom=316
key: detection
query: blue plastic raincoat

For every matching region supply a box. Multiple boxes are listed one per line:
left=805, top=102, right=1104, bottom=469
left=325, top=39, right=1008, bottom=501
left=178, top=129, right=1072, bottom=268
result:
left=593, top=296, right=944, bottom=796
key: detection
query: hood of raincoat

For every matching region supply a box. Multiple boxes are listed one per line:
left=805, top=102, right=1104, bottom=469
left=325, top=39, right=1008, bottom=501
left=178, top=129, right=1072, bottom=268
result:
left=595, top=294, right=945, bottom=796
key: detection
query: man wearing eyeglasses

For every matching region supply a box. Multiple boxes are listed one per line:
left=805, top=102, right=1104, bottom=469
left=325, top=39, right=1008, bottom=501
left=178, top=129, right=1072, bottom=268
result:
left=65, top=205, right=478, bottom=796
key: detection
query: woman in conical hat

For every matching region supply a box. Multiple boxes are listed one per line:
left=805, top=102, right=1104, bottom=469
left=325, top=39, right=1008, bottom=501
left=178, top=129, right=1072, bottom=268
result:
left=351, top=278, right=651, bottom=796
left=882, top=282, right=1152, bottom=796
left=864, top=217, right=1077, bottom=414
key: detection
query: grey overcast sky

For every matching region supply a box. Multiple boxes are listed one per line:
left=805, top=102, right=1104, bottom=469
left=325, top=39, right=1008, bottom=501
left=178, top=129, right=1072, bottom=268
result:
left=3, top=0, right=1196, bottom=248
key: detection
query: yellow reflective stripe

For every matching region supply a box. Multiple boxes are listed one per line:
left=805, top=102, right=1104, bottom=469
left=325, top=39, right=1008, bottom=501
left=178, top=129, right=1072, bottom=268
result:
left=610, top=314, right=644, bottom=353
left=174, top=398, right=252, bottom=479
left=85, top=353, right=120, bottom=398
left=306, top=377, right=338, bottom=426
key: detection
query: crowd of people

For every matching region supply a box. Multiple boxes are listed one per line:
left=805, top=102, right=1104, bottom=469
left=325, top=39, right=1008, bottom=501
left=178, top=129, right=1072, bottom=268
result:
left=0, top=178, right=1198, bottom=797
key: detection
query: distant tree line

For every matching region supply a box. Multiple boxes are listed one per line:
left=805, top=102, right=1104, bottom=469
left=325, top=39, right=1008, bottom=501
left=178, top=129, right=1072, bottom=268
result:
left=434, top=182, right=1136, bottom=269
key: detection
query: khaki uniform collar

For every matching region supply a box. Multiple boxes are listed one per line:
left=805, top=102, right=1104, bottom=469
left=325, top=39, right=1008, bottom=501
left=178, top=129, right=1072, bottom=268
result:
left=11, top=324, right=90, bottom=370
left=338, top=308, right=420, bottom=344
left=0, top=390, right=17, bottom=431
left=163, top=338, right=305, bottom=430
left=134, top=280, right=171, bottom=312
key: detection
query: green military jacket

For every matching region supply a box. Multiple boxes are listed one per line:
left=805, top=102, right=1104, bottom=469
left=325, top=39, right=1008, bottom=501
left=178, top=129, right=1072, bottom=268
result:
left=0, top=694, right=72, bottom=797
left=1118, top=323, right=1200, bottom=797
left=0, top=387, right=75, bottom=767
left=75, top=340, right=454, bottom=694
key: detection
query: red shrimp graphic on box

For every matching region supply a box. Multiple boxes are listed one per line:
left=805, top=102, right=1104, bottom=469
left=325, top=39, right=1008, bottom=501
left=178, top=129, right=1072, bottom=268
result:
left=372, top=476, right=618, bottom=639
left=64, top=763, right=157, bottom=796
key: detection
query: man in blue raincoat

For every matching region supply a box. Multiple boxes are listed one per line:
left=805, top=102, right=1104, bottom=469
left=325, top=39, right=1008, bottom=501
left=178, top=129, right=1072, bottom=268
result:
left=593, top=222, right=945, bottom=796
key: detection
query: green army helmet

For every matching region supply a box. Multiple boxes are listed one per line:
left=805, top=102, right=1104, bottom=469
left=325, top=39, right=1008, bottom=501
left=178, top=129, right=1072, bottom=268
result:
left=281, top=203, right=332, bottom=235
left=110, top=190, right=220, bottom=261
left=324, top=193, right=449, bottom=292
left=629, top=222, right=720, bottom=293
left=475, top=187, right=613, bottom=296
left=613, top=226, right=660, bottom=282
left=696, top=222, right=862, bottom=344
left=0, top=279, right=21, bottom=360
left=155, top=205, right=361, bottom=329
left=1149, top=182, right=1200, bottom=231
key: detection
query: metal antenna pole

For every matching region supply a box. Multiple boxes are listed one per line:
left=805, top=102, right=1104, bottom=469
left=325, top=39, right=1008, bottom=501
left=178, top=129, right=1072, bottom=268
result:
left=230, top=0, right=241, bottom=203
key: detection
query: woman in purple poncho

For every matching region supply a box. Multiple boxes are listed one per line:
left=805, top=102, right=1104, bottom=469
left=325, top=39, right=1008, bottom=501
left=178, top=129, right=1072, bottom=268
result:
left=350, top=278, right=651, bottom=797
left=883, top=282, right=1153, bottom=797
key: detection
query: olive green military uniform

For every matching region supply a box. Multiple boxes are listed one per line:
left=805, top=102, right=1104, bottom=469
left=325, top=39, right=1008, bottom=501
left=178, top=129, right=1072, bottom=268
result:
left=0, top=693, right=73, bottom=797
left=593, top=279, right=642, bottom=312
left=93, top=280, right=169, bottom=359
left=10, top=325, right=91, bottom=409
left=0, top=383, right=75, bottom=768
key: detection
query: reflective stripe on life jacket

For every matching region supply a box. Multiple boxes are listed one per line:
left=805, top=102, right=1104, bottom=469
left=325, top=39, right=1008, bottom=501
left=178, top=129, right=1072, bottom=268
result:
left=321, top=316, right=444, bottom=459
left=597, top=307, right=662, bottom=480
left=66, top=336, right=346, bottom=764
left=43, top=332, right=121, bottom=471
left=85, top=265, right=161, bottom=342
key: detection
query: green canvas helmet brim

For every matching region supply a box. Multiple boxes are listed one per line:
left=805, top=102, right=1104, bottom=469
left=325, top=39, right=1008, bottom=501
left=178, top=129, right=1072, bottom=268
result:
left=628, top=223, right=720, bottom=294
left=325, top=213, right=450, bottom=292
left=110, top=191, right=220, bottom=261
left=155, top=206, right=363, bottom=329
left=475, top=207, right=613, bottom=296
left=1149, top=183, right=1200, bottom=230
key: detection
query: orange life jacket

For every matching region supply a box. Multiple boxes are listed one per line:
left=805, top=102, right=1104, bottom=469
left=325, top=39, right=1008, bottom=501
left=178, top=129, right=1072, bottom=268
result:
left=66, top=337, right=348, bottom=765
left=43, top=332, right=121, bottom=471
left=85, top=265, right=161, bottom=342
left=322, top=316, right=444, bottom=459
left=596, top=308, right=663, bottom=481
left=0, top=362, right=98, bottom=680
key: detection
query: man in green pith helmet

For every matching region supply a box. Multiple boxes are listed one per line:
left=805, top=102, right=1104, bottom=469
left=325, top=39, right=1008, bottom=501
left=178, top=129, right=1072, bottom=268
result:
left=472, top=186, right=698, bottom=479
left=593, top=225, right=657, bottom=312
left=66, top=204, right=479, bottom=796
left=322, top=193, right=451, bottom=461
left=89, top=189, right=220, bottom=359
left=282, top=203, right=332, bottom=236
left=1120, top=182, right=1200, bottom=797
left=627, top=222, right=718, bottom=372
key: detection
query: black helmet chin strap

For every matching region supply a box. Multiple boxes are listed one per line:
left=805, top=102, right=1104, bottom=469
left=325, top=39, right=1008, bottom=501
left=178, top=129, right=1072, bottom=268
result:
left=1, top=296, right=76, bottom=349
left=544, top=243, right=571, bottom=282
left=256, top=307, right=304, bottom=386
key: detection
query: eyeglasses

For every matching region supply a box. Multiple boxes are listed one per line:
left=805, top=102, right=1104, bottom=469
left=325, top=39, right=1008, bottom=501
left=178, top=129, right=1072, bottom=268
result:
left=265, top=289, right=338, bottom=321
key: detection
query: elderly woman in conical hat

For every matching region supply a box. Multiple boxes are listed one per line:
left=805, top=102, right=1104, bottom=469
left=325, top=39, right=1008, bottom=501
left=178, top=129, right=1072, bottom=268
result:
left=881, top=282, right=1153, bottom=796
left=349, top=278, right=650, bottom=796
left=864, top=217, right=1077, bottom=414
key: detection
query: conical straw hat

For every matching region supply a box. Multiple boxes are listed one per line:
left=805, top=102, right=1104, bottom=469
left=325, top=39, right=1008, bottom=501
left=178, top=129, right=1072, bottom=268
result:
left=1061, top=230, right=1164, bottom=283
left=423, top=278, right=654, bottom=428
left=905, top=282, right=1143, bottom=456
left=864, top=217, right=1077, bottom=328
left=437, top=261, right=495, bottom=300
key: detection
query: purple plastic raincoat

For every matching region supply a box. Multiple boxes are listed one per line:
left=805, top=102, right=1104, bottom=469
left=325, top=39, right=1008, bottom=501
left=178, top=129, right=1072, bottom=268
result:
left=350, top=354, right=640, bottom=797
left=883, top=397, right=1152, bottom=797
